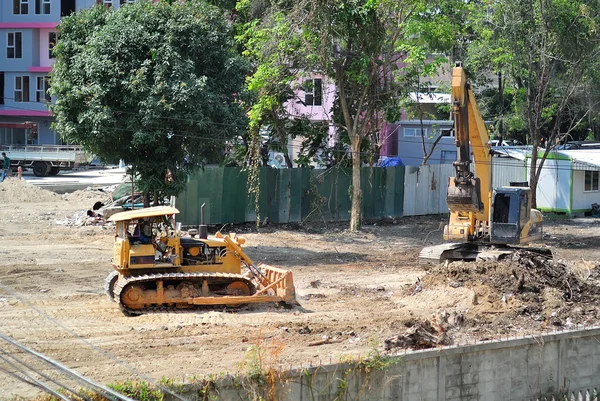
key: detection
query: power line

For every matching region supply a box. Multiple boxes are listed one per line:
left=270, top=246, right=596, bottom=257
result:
left=1, top=97, right=598, bottom=171
left=0, top=349, right=83, bottom=401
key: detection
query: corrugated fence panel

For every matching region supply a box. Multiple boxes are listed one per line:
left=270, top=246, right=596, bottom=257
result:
left=383, top=166, right=405, bottom=218
left=177, top=166, right=407, bottom=225
left=402, top=159, right=528, bottom=217
left=403, top=164, right=454, bottom=216
left=492, top=158, right=527, bottom=187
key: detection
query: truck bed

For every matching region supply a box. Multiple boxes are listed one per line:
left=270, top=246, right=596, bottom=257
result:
left=0, top=144, right=90, bottom=164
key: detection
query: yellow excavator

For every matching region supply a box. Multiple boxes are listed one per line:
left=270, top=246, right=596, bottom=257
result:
left=104, top=206, right=296, bottom=315
left=419, top=64, right=551, bottom=263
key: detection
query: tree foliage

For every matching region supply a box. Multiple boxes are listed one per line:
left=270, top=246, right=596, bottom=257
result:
left=236, top=0, right=460, bottom=230
left=50, top=0, right=247, bottom=203
left=466, top=0, right=600, bottom=207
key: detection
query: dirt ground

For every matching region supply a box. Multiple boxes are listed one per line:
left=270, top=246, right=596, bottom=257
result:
left=1, top=178, right=600, bottom=399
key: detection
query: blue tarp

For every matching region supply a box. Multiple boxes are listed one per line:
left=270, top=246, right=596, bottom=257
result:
left=380, top=157, right=404, bottom=167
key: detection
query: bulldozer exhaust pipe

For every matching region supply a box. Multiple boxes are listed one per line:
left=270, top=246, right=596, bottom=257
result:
left=199, top=203, right=208, bottom=239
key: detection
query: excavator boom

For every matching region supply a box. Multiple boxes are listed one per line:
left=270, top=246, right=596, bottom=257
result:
left=445, top=66, right=492, bottom=237
left=420, top=64, right=549, bottom=264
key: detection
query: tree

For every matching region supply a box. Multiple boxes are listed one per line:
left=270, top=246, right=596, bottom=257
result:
left=237, top=0, right=460, bottom=231
left=467, top=0, right=600, bottom=207
left=50, top=0, right=247, bottom=204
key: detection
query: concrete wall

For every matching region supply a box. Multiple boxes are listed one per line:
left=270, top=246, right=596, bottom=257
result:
left=178, top=327, right=600, bottom=401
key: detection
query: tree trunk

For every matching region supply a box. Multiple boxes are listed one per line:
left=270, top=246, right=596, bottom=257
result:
left=528, top=125, right=540, bottom=209
left=143, top=191, right=151, bottom=208
left=350, top=136, right=362, bottom=231
left=284, top=153, right=293, bottom=168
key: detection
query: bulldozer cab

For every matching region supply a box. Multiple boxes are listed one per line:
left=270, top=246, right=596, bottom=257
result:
left=490, top=187, right=531, bottom=244
left=109, top=206, right=181, bottom=269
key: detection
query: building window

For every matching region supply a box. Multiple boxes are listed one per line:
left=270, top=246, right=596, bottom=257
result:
left=35, top=0, right=51, bottom=14
left=61, top=0, right=75, bottom=17
left=7, top=32, right=23, bottom=59
left=441, top=150, right=457, bottom=164
left=0, top=73, right=4, bottom=105
left=49, top=32, right=56, bottom=59
left=36, top=76, right=50, bottom=102
left=404, top=127, right=423, bottom=137
left=15, top=76, right=30, bottom=102
left=13, top=0, right=29, bottom=14
left=439, top=128, right=454, bottom=138
left=303, top=79, right=322, bottom=106
left=585, top=171, right=599, bottom=192
left=120, top=0, right=136, bottom=4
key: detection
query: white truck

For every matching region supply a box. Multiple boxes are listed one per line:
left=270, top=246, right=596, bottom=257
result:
left=0, top=121, right=90, bottom=177
left=1, top=144, right=91, bottom=177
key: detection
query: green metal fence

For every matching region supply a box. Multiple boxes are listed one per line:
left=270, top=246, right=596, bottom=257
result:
left=176, top=166, right=405, bottom=225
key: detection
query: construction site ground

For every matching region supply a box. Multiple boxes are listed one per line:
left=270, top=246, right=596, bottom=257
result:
left=1, top=178, right=600, bottom=399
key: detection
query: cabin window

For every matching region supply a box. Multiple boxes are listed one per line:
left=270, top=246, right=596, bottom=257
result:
left=585, top=171, right=599, bottom=192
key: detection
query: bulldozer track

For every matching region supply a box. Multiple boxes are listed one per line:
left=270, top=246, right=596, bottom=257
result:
left=103, top=271, right=119, bottom=302
left=113, top=272, right=256, bottom=316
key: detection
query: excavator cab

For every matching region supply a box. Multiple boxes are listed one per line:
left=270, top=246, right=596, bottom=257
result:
left=490, top=184, right=543, bottom=245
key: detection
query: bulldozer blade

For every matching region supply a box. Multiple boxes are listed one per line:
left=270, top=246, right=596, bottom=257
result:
left=256, top=263, right=297, bottom=304
left=446, top=177, right=483, bottom=213
left=187, top=264, right=297, bottom=306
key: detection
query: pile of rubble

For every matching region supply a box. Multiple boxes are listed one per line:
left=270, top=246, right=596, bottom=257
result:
left=54, top=208, right=109, bottom=227
left=385, top=311, right=464, bottom=351
left=385, top=250, right=600, bottom=349
left=55, top=184, right=143, bottom=227
left=428, top=251, right=600, bottom=306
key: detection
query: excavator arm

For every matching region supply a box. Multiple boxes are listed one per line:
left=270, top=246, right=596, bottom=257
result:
left=420, top=65, right=550, bottom=264
left=444, top=65, right=492, bottom=241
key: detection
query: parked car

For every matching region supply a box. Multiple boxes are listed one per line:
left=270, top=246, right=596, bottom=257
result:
left=556, top=141, right=600, bottom=150
left=488, top=139, right=523, bottom=147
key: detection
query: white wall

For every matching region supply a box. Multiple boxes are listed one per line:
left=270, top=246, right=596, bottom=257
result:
left=534, top=159, right=572, bottom=212
left=572, top=170, right=600, bottom=212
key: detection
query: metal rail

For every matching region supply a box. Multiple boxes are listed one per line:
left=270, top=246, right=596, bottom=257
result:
left=0, top=332, right=135, bottom=401
left=0, top=282, right=190, bottom=401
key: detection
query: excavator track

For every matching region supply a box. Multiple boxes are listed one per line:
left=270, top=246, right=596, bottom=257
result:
left=419, top=242, right=552, bottom=264
left=113, top=272, right=257, bottom=316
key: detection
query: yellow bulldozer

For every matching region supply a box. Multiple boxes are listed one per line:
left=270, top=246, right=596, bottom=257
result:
left=104, top=206, right=296, bottom=315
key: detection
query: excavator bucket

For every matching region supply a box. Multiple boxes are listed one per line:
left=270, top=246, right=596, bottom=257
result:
left=446, top=177, right=483, bottom=214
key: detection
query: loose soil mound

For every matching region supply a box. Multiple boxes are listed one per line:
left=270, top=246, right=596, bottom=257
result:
left=63, top=187, right=113, bottom=203
left=0, top=178, right=63, bottom=203
left=424, top=251, right=600, bottom=331
left=429, top=251, right=600, bottom=305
